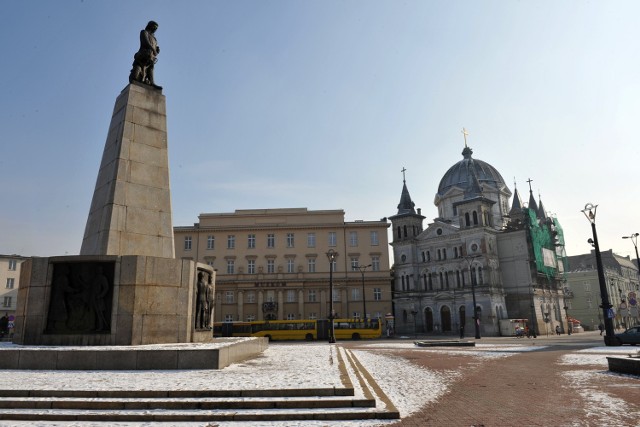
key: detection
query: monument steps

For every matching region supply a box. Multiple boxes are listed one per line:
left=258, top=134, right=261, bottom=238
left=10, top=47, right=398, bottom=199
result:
left=0, top=348, right=401, bottom=422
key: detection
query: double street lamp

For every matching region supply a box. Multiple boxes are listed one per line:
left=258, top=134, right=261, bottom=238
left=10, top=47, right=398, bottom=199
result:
left=582, top=203, right=616, bottom=345
left=326, top=249, right=339, bottom=343
left=622, top=233, right=640, bottom=281
left=356, top=264, right=372, bottom=321
left=462, top=255, right=482, bottom=339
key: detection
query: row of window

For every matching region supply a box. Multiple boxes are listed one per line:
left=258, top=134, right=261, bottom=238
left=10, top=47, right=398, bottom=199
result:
left=5, top=278, right=14, bottom=289
left=6, top=260, right=17, bottom=271
left=2, top=297, right=11, bottom=307
left=420, top=246, right=465, bottom=262
left=221, top=288, right=383, bottom=304
left=214, top=256, right=381, bottom=275
left=399, top=268, right=485, bottom=291
left=222, top=311, right=384, bottom=322
left=184, top=231, right=380, bottom=251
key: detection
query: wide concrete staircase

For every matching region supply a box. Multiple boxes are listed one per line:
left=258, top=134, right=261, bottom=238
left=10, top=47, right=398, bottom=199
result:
left=0, top=347, right=400, bottom=423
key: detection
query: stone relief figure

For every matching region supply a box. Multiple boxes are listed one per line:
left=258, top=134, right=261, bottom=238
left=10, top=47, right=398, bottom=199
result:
left=129, top=21, right=162, bottom=90
left=46, top=262, right=114, bottom=334
left=205, top=273, right=214, bottom=328
left=195, top=271, right=208, bottom=329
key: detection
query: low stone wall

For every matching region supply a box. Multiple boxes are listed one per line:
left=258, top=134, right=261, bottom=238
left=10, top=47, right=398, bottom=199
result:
left=0, top=337, right=267, bottom=370
left=607, top=356, right=640, bottom=376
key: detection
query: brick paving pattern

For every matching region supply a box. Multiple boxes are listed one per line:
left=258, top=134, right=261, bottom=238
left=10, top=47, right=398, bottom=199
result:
left=357, top=342, right=640, bottom=426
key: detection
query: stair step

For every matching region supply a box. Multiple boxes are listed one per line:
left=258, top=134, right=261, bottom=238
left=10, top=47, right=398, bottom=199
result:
left=0, top=407, right=400, bottom=422
left=0, top=396, right=376, bottom=410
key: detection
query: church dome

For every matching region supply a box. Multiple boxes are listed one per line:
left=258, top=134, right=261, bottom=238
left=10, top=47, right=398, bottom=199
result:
left=437, top=146, right=507, bottom=196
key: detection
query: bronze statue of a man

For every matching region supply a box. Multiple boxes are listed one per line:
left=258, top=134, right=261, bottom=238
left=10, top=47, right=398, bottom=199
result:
left=129, top=21, right=162, bottom=90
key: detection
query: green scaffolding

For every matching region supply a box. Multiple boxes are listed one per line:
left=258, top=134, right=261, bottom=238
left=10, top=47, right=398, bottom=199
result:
left=526, top=208, right=566, bottom=279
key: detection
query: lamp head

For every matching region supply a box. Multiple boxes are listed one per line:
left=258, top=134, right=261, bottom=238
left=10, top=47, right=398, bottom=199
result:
left=581, top=203, right=598, bottom=224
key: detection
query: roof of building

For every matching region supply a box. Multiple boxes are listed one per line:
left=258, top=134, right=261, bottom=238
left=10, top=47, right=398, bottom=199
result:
left=437, top=146, right=508, bottom=197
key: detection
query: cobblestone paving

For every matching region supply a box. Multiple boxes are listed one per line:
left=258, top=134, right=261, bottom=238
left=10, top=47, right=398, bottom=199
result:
left=349, top=339, right=640, bottom=427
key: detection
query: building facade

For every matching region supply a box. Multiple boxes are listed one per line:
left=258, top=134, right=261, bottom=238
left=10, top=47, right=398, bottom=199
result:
left=174, top=208, right=392, bottom=324
left=565, top=250, right=639, bottom=331
left=390, top=144, right=568, bottom=337
left=0, top=254, right=27, bottom=322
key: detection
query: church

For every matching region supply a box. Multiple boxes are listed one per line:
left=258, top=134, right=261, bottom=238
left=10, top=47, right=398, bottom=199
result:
left=390, top=137, right=569, bottom=337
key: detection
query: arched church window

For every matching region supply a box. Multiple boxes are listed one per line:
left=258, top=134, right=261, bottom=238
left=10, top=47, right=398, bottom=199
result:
left=437, top=249, right=441, bottom=260
left=439, top=272, right=444, bottom=290
left=397, top=226, right=401, bottom=239
left=403, top=225, right=408, bottom=238
left=427, top=251, right=431, bottom=262
left=465, top=212, right=470, bottom=227
left=478, top=266, right=484, bottom=285
left=473, top=211, right=478, bottom=225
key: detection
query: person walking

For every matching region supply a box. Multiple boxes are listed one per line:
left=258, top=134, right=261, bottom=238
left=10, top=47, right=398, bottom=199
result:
left=598, top=323, right=604, bottom=336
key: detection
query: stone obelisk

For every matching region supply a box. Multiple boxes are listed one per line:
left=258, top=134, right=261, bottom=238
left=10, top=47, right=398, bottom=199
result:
left=80, top=82, right=174, bottom=258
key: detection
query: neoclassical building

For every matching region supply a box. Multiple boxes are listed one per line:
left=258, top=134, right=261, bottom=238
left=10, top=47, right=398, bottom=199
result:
left=174, top=208, right=392, bottom=324
left=390, top=143, right=568, bottom=337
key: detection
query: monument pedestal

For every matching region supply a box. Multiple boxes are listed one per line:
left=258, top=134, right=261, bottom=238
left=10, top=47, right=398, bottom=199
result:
left=14, top=255, right=214, bottom=346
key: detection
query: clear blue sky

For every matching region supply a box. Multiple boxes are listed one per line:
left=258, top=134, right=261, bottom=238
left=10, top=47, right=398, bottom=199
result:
left=2, top=1, right=640, bottom=261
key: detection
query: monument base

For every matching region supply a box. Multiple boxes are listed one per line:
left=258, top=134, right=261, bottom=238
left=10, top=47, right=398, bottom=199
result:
left=14, top=255, right=215, bottom=346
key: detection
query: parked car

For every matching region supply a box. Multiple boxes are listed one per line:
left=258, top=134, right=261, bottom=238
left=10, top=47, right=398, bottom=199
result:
left=614, top=326, right=640, bottom=345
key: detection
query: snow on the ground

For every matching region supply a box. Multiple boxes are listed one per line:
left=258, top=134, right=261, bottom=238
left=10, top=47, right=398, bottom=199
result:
left=559, top=346, right=639, bottom=366
left=0, top=341, right=636, bottom=427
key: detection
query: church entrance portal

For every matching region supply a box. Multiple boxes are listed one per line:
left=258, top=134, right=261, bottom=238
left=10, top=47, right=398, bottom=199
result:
left=441, top=306, right=452, bottom=332
left=424, top=307, right=434, bottom=332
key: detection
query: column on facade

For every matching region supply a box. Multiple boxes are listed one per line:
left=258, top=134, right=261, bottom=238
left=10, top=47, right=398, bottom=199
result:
left=340, top=288, right=348, bottom=319
left=237, top=291, right=244, bottom=322
left=257, top=290, right=264, bottom=321
left=278, top=290, right=284, bottom=320
left=298, top=290, right=304, bottom=319
left=215, top=292, right=222, bottom=322
left=320, top=290, right=326, bottom=318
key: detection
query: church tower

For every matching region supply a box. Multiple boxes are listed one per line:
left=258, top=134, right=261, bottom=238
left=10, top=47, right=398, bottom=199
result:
left=389, top=168, right=425, bottom=247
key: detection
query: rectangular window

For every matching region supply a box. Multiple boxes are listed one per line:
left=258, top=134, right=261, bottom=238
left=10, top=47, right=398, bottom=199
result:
left=328, top=232, right=337, bottom=247
left=353, top=312, right=361, bottom=320
left=374, top=288, right=382, bottom=301
left=184, top=236, right=192, bottom=251
left=352, top=288, right=361, bottom=301
left=207, top=260, right=214, bottom=267
left=246, top=292, right=256, bottom=303
left=350, top=231, right=358, bottom=247
left=226, top=260, right=235, bottom=274
left=308, top=290, right=317, bottom=302
left=286, top=233, right=295, bottom=248
left=248, top=234, right=256, bottom=249
left=351, top=257, right=359, bottom=271
left=332, top=289, right=341, bottom=302
left=370, top=231, right=379, bottom=246
left=287, top=259, right=295, bottom=273
left=227, top=235, right=235, bottom=249
left=267, top=234, right=275, bottom=248
left=307, top=233, right=316, bottom=248
left=287, top=290, right=296, bottom=303
left=308, top=258, right=316, bottom=273
left=330, top=258, right=337, bottom=273
left=8, top=260, right=17, bottom=271
left=225, top=291, right=234, bottom=304
left=246, top=314, right=256, bottom=321
left=3, top=297, right=12, bottom=307
left=287, top=313, right=296, bottom=320
left=308, top=312, right=317, bottom=320
left=267, top=259, right=275, bottom=274
left=5, top=278, right=14, bottom=289
left=371, top=256, right=380, bottom=272
left=247, top=259, right=256, bottom=274
left=206, top=235, right=215, bottom=250
left=224, top=314, right=234, bottom=322
left=583, top=282, right=591, bottom=292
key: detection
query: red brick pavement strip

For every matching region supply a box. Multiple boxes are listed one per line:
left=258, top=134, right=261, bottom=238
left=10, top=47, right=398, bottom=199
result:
left=377, top=345, right=640, bottom=427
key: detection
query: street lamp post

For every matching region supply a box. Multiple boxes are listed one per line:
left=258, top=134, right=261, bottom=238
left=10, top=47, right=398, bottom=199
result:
left=622, top=232, right=640, bottom=288
left=463, top=255, right=482, bottom=339
left=582, top=203, right=616, bottom=345
left=357, top=264, right=371, bottom=321
left=326, top=249, right=339, bottom=343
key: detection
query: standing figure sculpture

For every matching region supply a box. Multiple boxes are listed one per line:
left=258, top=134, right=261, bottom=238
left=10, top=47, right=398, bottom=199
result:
left=195, top=272, right=208, bottom=329
left=129, top=21, right=162, bottom=90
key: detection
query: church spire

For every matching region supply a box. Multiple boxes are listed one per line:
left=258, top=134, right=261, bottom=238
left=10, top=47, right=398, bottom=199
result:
left=526, top=178, right=538, bottom=212
left=509, top=180, right=523, bottom=214
left=537, top=192, right=548, bottom=220
left=396, top=167, right=416, bottom=215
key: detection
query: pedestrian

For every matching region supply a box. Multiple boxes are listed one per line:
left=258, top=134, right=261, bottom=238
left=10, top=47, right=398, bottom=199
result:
left=555, top=325, right=561, bottom=336
left=598, top=323, right=604, bottom=336
left=459, top=324, right=464, bottom=339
